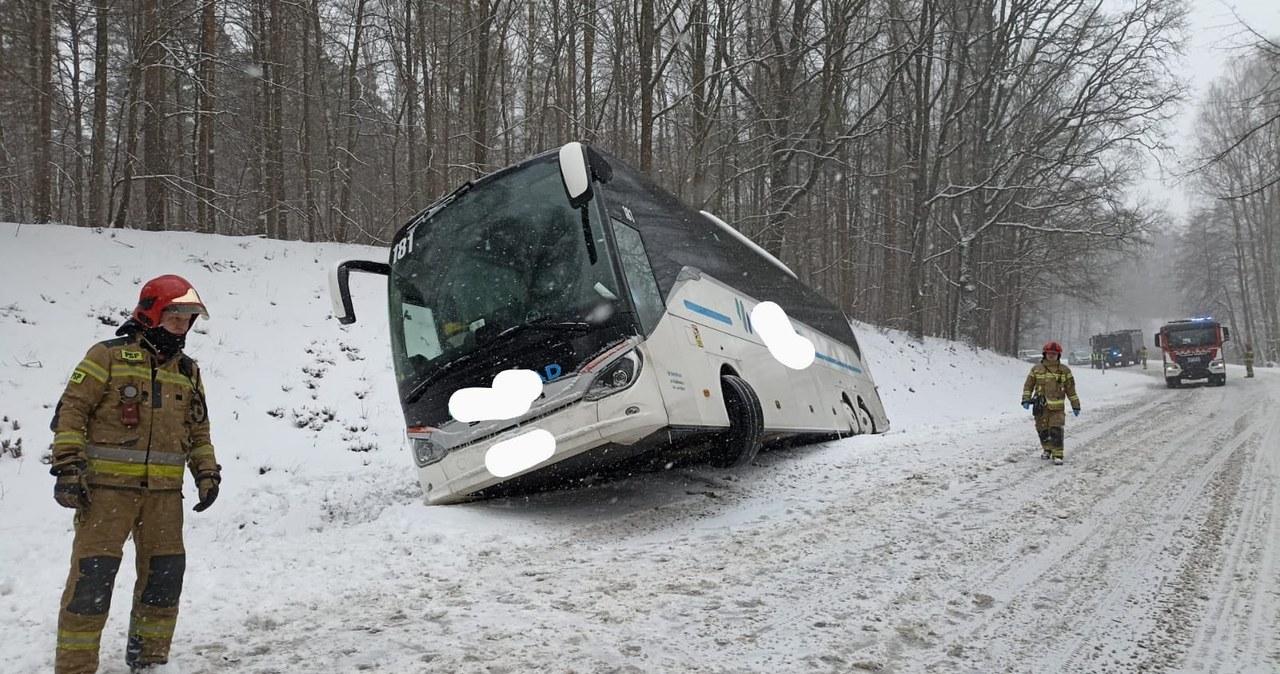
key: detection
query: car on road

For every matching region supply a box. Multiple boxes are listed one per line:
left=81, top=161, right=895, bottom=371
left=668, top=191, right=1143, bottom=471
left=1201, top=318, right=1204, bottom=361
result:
left=1018, top=349, right=1041, bottom=363
left=1068, top=348, right=1091, bottom=365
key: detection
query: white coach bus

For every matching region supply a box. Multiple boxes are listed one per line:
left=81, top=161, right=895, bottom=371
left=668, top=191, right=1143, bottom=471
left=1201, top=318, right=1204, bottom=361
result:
left=330, top=143, right=889, bottom=504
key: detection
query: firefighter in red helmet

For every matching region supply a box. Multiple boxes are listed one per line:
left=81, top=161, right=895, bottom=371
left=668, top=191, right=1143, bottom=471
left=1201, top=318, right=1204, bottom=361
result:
left=1020, top=340, right=1082, bottom=465
left=49, top=274, right=221, bottom=673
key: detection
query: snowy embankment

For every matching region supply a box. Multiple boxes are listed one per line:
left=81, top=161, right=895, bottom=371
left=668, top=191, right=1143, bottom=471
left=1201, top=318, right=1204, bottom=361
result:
left=2, top=223, right=1275, bottom=674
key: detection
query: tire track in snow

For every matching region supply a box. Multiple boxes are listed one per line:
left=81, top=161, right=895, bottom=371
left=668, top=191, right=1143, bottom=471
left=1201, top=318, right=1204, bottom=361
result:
left=803, top=383, right=1257, bottom=671
left=1041, top=422, right=1248, bottom=671
left=873, top=387, right=1231, bottom=670
left=1175, top=385, right=1280, bottom=673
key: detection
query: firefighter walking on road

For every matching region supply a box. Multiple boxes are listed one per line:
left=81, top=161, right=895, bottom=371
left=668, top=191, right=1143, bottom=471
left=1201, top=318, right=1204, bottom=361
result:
left=1140, top=345, right=1148, bottom=370
left=1021, top=341, right=1082, bottom=465
left=1244, top=342, right=1255, bottom=378
left=49, top=275, right=221, bottom=674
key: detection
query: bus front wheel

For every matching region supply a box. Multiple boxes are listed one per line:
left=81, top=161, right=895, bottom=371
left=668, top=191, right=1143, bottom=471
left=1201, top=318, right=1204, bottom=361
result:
left=707, top=375, right=764, bottom=468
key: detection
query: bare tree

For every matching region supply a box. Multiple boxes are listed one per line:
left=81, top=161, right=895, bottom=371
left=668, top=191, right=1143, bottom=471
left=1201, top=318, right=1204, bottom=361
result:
left=33, top=0, right=53, bottom=223
left=140, top=0, right=166, bottom=231
left=87, top=0, right=110, bottom=226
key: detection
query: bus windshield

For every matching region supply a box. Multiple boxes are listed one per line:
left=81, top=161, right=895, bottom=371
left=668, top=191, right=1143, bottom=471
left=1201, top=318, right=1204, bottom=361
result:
left=1164, top=327, right=1217, bottom=347
left=387, top=157, right=626, bottom=407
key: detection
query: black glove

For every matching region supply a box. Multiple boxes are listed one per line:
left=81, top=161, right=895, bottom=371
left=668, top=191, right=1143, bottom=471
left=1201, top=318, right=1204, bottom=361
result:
left=193, top=473, right=220, bottom=512
left=54, top=471, right=91, bottom=510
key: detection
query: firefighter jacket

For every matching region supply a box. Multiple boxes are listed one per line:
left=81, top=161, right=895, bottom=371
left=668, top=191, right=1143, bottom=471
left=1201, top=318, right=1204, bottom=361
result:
left=1244, top=347, right=1255, bottom=364
left=1022, top=361, right=1081, bottom=413
left=50, top=335, right=218, bottom=491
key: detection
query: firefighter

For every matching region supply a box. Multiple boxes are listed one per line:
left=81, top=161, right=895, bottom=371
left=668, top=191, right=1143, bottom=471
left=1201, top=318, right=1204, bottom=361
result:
left=1020, top=341, right=1082, bottom=465
left=1244, top=342, right=1255, bottom=378
left=1140, top=345, right=1148, bottom=370
left=50, top=275, right=221, bottom=674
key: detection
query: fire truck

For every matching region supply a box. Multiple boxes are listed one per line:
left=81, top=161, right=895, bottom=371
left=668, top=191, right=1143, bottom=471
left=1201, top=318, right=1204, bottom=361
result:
left=1154, top=318, right=1231, bottom=388
left=1090, top=329, right=1143, bottom=368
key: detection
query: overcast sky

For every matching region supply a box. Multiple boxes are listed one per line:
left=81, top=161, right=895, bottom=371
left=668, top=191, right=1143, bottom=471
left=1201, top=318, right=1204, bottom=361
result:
left=1140, top=0, right=1280, bottom=217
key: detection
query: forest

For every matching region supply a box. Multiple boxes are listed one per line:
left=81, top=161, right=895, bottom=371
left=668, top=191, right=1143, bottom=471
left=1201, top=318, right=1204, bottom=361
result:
left=0, top=0, right=1275, bottom=359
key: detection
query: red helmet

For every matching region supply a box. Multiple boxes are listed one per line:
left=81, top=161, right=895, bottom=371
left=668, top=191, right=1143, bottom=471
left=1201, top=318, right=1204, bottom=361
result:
left=133, top=275, right=209, bottom=328
left=1042, top=340, right=1063, bottom=354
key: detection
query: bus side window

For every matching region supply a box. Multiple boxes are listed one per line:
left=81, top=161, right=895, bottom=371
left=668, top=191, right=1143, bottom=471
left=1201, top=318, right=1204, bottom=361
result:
left=611, top=219, right=665, bottom=334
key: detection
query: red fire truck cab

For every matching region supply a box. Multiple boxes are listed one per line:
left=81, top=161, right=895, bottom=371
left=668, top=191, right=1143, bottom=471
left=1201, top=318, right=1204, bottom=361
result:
left=1154, top=318, right=1231, bottom=388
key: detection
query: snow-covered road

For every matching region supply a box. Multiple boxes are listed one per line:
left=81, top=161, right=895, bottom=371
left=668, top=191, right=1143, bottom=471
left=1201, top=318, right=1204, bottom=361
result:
left=177, top=369, right=1280, bottom=674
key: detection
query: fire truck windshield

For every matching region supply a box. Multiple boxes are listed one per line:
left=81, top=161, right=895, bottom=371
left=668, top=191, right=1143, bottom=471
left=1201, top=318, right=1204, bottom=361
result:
left=1165, top=327, right=1217, bottom=347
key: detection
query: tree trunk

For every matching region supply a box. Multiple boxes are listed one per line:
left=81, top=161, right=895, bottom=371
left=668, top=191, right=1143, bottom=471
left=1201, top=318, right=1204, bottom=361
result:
left=300, top=0, right=317, bottom=240
left=195, top=0, right=217, bottom=233
left=65, top=1, right=86, bottom=225
left=267, top=0, right=286, bottom=239
left=88, top=0, right=109, bottom=226
left=141, top=0, right=166, bottom=231
left=637, top=0, right=654, bottom=171
left=335, top=0, right=368, bottom=243
left=33, top=0, right=53, bottom=223
left=403, top=1, right=418, bottom=204
left=582, top=0, right=596, bottom=142
left=472, top=0, right=493, bottom=172
left=112, top=58, right=144, bottom=229
left=418, top=0, right=436, bottom=197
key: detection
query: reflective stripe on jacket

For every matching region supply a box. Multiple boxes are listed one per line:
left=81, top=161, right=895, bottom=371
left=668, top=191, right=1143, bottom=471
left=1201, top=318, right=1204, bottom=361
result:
left=1022, top=362, right=1081, bottom=412
left=51, top=335, right=217, bottom=490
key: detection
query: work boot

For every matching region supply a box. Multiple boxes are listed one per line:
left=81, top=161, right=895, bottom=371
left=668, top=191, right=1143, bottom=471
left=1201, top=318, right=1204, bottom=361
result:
left=1041, top=451, right=1051, bottom=460
left=1052, top=457, right=1064, bottom=466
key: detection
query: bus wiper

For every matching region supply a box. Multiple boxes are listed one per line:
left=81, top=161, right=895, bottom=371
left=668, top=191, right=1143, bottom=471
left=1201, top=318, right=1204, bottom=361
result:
left=424, top=180, right=474, bottom=217
left=404, top=350, right=480, bottom=404
left=494, top=318, right=594, bottom=341
left=405, top=319, right=592, bottom=404
left=579, top=209, right=598, bottom=264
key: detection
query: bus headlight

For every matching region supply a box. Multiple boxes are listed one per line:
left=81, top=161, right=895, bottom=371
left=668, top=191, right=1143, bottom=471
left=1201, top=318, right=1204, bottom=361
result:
left=411, top=436, right=447, bottom=467
left=1209, top=359, right=1225, bottom=371
left=585, top=350, right=642, bottom=400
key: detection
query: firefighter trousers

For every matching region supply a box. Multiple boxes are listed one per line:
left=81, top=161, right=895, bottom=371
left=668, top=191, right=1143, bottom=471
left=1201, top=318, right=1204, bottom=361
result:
left=55, top=488, right=185, bottom=674
left=1035, top=410, right=1066, bottom=460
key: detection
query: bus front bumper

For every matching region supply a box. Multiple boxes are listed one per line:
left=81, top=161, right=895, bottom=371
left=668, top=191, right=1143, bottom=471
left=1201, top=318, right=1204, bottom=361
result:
left=414, top=355, right=669, bottom=505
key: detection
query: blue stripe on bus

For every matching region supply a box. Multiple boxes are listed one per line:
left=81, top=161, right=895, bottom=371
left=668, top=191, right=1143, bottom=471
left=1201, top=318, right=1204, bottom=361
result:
left=683, top=300, right=734, bottom=326
left=816, top=352, right=863, bottom=374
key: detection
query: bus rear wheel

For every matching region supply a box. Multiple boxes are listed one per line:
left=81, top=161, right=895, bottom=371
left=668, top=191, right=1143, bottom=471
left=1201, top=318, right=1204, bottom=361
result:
left=845, top=399, right=874, bottom=435
left=707, top=375, right=764, bottom=468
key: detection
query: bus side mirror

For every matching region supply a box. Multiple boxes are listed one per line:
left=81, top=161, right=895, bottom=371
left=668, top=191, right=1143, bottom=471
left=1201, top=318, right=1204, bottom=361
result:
left=329, top=259, right=390, bottom=325
left=559, top=142, right=594, bottom=209
left=1223, top=326, right=1230, bottom=342
left=559, top=142, right=613, bottom=209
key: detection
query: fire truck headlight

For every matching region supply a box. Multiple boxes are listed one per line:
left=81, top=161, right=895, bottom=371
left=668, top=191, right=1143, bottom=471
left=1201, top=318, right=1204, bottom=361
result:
left=1165, top=364, right=1180, bottom=375
left=1209, top=359, right=1225, bottom=371
left=412, top=437, right=447, bottom=467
